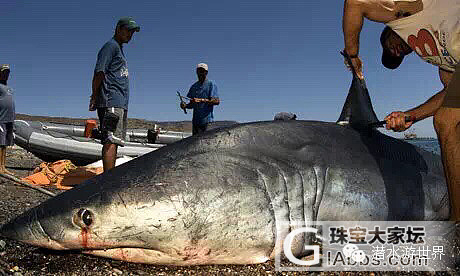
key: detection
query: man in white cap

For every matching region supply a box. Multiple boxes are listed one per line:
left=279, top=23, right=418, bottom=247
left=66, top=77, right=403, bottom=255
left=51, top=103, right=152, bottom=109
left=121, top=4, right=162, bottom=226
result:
left=0, top=64, right=15, bottom=175
left=181, top=63, right=220, bottom=135
left=89, top=17, right=140, bottom=172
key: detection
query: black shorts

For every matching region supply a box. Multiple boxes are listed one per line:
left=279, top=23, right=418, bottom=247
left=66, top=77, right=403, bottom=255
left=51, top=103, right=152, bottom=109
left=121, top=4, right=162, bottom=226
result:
left=192, top=123, right=208, bottom=135
left=97, top=107, right=127, bottom=146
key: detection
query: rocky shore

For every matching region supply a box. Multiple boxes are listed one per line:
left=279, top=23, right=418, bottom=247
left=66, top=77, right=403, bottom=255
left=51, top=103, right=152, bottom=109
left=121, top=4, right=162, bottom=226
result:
left=0, top=115, right=456, bottom=275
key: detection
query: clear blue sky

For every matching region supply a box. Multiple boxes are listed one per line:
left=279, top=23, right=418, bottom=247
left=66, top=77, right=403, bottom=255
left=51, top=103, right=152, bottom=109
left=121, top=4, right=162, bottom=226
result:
left=2, top=0, right=443, bottom=138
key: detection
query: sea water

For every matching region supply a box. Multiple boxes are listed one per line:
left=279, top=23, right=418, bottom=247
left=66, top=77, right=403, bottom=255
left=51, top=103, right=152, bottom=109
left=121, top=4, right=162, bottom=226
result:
left=404, top=138, right=441, bottom=155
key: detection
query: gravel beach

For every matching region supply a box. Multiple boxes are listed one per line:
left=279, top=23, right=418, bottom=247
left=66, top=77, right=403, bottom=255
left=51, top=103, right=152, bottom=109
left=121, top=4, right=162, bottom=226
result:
left=0, top=116, right=457, bottom=275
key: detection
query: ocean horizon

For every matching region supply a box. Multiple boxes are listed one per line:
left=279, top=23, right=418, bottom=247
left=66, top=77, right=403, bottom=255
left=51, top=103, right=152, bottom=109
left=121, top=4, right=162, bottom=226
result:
left=404, top=138, right=440, bottom=155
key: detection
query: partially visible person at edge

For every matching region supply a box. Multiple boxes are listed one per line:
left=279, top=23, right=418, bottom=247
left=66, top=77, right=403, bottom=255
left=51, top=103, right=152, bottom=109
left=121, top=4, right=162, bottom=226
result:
left=0, top=64, right=15, bottom=175
left=180, top=63, right=220, bottom=135
left=343, top=0, right=460, bottom=222
left=89, top=17, right=140, bottom=172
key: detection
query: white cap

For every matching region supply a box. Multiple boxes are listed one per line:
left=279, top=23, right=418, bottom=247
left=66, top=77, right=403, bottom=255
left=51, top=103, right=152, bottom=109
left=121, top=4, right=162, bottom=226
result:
left=196, top=63, right=208, bottom=71
left=0, top=64, right=10, bottom=71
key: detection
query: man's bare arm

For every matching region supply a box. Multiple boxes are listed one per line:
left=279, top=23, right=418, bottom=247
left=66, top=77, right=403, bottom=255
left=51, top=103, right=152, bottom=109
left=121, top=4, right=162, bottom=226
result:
left=342, top=0, right=400, bottom=78
left=406, top=68, right=452, bottom=120
left=89, top=71, right=105, bottom=111
left=208, top=97, right=219, bottom=105
left=343, top=0, right=398, bottom=56
left=384, top=68, right=452, bottom=131
left=192, top=97, right=220, bottom=105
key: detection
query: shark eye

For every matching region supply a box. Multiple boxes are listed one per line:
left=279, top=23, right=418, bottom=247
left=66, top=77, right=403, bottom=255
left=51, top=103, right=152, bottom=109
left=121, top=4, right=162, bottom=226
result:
left=74, top=209, right=93, bottom=228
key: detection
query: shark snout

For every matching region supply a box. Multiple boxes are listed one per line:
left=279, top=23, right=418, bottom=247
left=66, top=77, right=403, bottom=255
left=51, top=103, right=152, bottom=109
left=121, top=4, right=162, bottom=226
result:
left=0, top=209, right=65, bottom=250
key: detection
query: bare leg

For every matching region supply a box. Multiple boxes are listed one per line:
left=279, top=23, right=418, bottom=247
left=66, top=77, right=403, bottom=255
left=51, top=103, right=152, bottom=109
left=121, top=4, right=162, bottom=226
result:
left=102, top=143, right=118, bottom=172
left=0, top=146, right=13, bottom=175
left=434, top=107, right=460, bottom=222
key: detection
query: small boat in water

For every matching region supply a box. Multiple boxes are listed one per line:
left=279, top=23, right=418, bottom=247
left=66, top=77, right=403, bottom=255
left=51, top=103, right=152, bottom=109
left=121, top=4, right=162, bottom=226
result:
left=404, top=131, right=417, bottom=140
left=13, top=120, right=191, bottom=165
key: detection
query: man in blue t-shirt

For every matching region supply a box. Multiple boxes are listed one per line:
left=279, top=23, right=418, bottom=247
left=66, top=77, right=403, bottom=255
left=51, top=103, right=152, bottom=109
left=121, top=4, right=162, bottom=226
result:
left=0, top=64, right=15, bottom=175
left=180, top=63, right=220, bottom=135
left=89, top=17, right=140, bottom=172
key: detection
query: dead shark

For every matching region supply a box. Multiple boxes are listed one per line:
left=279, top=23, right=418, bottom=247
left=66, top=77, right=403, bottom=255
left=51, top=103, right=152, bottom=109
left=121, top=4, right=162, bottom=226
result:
left=0, top=74, right=450, bottom=265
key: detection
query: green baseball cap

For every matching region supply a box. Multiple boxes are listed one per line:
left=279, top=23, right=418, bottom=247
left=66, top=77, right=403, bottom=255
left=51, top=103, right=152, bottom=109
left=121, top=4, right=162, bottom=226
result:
left=116, top=17, right=140, bottom=32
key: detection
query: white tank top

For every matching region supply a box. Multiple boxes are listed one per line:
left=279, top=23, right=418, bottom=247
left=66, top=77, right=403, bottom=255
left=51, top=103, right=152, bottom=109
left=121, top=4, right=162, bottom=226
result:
left=386, top=0, right=460, bottom=71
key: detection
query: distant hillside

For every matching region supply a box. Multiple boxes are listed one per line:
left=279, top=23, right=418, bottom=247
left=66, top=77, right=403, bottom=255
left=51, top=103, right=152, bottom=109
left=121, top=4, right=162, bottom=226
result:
left=15, top=114, right=238, bottom=132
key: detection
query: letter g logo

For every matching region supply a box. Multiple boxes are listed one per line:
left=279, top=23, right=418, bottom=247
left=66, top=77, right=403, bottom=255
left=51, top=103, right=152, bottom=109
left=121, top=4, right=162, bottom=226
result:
left=283, top=227, right=320, bottom=266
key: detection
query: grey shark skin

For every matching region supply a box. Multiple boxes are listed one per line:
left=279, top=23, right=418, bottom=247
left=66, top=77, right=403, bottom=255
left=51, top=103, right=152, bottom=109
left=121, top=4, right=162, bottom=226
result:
left=0, top=121, right=449, bottom=265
